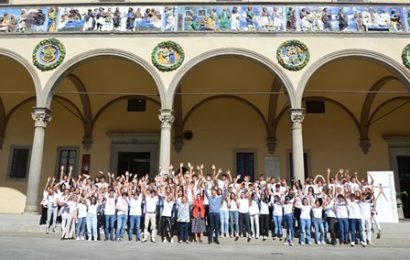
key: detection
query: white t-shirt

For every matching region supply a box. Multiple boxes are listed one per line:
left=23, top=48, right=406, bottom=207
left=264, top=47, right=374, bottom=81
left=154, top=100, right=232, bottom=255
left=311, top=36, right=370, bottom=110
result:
left=348, top=200, right=362, bottom=219
left=300, top=205, right=312, bottom=220
left=249, top=200, right=260, bottom=215
left=162, top=199, right=174, bottom=217
left=312, top=207, right=323, bottom=219
left=335, top=202, right=348, bottom=219
left=283, top=203, right=293, bottom=215
left=360, top=200, right=372, bottom=219
left=221, top=200, right=228, bottom=211
left=116, top=196, right=128, bottom=215
left=129, top=195, right=143, bottom=216
left=259, top=201, right=269, bottom=215
left=87, top=203, right=98, bottom=215
left=229, top=200, right=238, bottom=211
left=145, top=196, right=159, bottom=213
left=77, top=203, right=87, bottom=218
left=238, top=198, right=249, bottom=213
left=273, top=203, right=283, bottom=216
left=104, top=197, right=116, bottom=215
left=325, top=200, right=336, bottom=218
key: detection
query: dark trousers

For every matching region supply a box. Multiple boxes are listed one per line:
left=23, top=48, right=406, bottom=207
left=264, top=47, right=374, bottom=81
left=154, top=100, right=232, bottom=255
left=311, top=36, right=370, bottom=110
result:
left=160, top=216, right=172, bottom=239
left=259, top=214, right=270, bottom=237
left=239, top=212, right=251, bottom=236
left=327, top=217, right=337, bottom=243
left=179, top=222, right=189, bottom=242
left=208, top=212, right=220, bottom=242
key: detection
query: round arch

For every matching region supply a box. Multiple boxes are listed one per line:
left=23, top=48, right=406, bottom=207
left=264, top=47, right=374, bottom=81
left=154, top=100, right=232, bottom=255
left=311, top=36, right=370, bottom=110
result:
left=182, top=95, right=268, bottom=134
left=297, top=49, right=410, bottom=107
left=91, top=95, right=161, bottom=135
left=166, top=48, right=296, bottom=109
left=0, top=48, right=42, bottom=105
left=41, top=48, right=166, bottom=108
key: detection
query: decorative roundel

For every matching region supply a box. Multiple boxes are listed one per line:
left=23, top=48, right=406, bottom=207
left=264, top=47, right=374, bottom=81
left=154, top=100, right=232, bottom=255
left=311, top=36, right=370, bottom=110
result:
left=276, top=40, right=310, bottom=71
left=152, top=41, right=184, bottom=72
left=402, top=44, right=410, bottom=70
left=33, top=38, right=66, bottom=71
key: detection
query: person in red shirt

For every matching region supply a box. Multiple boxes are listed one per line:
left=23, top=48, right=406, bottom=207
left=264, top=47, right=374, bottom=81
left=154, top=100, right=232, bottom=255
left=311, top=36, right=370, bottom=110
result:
left=191, top=190, right=206, bottom=243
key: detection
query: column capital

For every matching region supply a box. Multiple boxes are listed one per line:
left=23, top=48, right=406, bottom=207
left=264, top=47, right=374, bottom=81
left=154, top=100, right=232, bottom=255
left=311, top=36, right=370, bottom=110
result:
left=289, top=108, right=305, bottom=124
left=31, top=107, right=52, bottom=128
left=159, top=109, right=174, bottom=128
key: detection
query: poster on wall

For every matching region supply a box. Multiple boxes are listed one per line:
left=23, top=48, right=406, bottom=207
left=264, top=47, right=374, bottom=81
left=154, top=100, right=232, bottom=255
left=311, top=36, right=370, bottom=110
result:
left=367, top=171, right=399, bottom=223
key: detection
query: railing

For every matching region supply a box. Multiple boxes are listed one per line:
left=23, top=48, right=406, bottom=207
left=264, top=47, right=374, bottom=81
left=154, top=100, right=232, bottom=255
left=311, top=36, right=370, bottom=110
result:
left=0, top=3, right=409, bottom=34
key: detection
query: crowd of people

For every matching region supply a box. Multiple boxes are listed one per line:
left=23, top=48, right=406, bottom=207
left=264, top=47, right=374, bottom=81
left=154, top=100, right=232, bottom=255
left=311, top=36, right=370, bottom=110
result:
left=40, top=164, right=383, bottom=247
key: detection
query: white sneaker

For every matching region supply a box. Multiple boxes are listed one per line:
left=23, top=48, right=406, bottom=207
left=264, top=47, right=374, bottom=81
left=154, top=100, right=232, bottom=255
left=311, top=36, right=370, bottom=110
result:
left=361, top=241, right=367, bottom=247
left=93, top=238, right=97, bottom=241
left=163, top=239, right=167, bottom=243
left=170, top=238, right=174, bottom=243
left=317, top=241, right=321, bottom=245
left=256, top=236, right=259, bottom=239
left=76, top=237, right=80, bottom=241
left=88, top=238, right=92, bottom=241
left=151, top=238, right=156, bottom=243
left=284, top=241, right=289, bottom=246
left=350, top=242, right=355, bottom=247
left=368, top=241, right=374, bottom=246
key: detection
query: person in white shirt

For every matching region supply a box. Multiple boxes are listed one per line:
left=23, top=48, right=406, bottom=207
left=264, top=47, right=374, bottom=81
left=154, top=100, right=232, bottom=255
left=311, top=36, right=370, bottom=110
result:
left=128, top=191, right=143, bottom=241
left=103, top=189, right=116, bottom=241
left=238, top=191, right=252, bottom=242
left=76, top=197, right=88, bottom=240
left=272, top=194, right=284, bottom=240
left=324, top=195, right=337, bottom=245
left=312, top=198, right=325, bottom=245
left=360, top=193, right=373, bottom=245
left=220, top=193, right=230, bottom=238
left=115, top=192, right=129, bottom=241
left=249, top=192, right=260, bottom=239
left=258, top=193, right=270, bottom=241
left=295, top=197, right=312, bottom=245
left=142, top=188, right=159, bottom=243
left=283, top=196, right=295, bottom=246
left=347, top=194, right=366, bottom=247
left=160, top=193, right=175, bottom=243
left=228, top=192, right=239, bottom=239
left=45, top=188, right=59, bottom=234
left=86, top=196, right=99, bottom=241
left=335, top=194, right=349, bottom=244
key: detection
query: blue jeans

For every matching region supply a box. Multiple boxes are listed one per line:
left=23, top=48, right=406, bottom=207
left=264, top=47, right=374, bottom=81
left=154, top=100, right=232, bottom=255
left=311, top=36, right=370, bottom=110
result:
left=283, top=214, right=294, bottom=242
left=273, top=215, right=283, bottom=237
left=116, top=214, right=127, bottom=240
left=220, top=210, right=229, bottom=236
left=300, top=218, right=312, bottom=244
left=208, top=212, right=220, bottom=242
left=338, top=218, right=349, bottom=243
left=313, top=218, right=325, bottom=243
left=179, top=222, right=189, bottom=241
left=86, top=214, right=98, bottom=240
left=76, top=217, right=86, bottom=237
left=229, top=211, right=239, bottom=236
left=350, top=218, right=364, bottom=242
left=128, top=215, right=141, bottom=241
left=104, top=214, right=116, bottom=240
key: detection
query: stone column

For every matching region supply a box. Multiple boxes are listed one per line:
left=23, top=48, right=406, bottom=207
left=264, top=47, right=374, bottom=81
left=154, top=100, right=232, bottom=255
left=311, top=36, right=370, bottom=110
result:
left=290, top=108, right=305, bottom=183
left=24, top=108, right=52, bottom=213
left=158, top=109, right=174, bottom=174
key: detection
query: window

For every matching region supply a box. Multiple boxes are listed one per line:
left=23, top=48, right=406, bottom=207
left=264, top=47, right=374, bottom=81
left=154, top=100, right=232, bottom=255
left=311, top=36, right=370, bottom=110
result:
left=127, top=98, right=146, bottom=112
left=235, top=151, right=255, bottom=181
left=8, top=147, right=31, bottom=179
left=56, top=147, right=79, bottom=177
left=0, top=1, right=9, bottom=4
left=306, top=100, right=325, bottom=114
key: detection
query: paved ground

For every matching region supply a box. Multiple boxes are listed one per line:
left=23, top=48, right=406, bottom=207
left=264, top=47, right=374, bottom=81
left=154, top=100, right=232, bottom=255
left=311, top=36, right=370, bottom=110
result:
left=0, top=214, right=410, bottom=260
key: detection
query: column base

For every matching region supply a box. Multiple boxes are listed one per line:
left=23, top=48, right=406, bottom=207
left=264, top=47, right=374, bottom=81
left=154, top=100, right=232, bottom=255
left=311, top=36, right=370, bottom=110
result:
left=24, top=205, right=40, bottom=214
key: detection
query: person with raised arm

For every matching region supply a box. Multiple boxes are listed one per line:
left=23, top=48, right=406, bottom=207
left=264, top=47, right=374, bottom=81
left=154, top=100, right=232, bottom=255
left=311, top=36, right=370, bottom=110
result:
left=282, top=195, right=295, bottom=246
left=142, top=174, right=159, bottom=243
left=312, top=198, right=325, bottom=245
left=128, top=187, right=143, bottom=242
left=205, top=170, right=228, bottom=244
left=295, top=197, right=312, bottom=245
left=347, top=193, right=366, bottom=247
left=115, top=190, right=129, bottom=241
left=103, top=188, right=117, bottom=241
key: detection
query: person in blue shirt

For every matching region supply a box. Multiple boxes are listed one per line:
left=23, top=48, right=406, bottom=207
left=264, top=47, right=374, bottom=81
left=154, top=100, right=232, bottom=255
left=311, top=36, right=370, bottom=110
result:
left=205, top=182, right=228, bottom=244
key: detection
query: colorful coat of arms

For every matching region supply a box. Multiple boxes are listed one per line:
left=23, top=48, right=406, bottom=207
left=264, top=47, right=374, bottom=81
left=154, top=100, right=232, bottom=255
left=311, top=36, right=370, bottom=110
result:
left=277, top=40, right=310, bottom=71
left=152, top=41, right=184, bottom=72
left=33, top=38, right=66, bottom=71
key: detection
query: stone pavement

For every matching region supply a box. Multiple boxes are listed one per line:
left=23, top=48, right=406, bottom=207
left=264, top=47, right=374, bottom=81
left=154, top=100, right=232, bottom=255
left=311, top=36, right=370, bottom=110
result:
left=0, top=214, right=409, bottom=260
